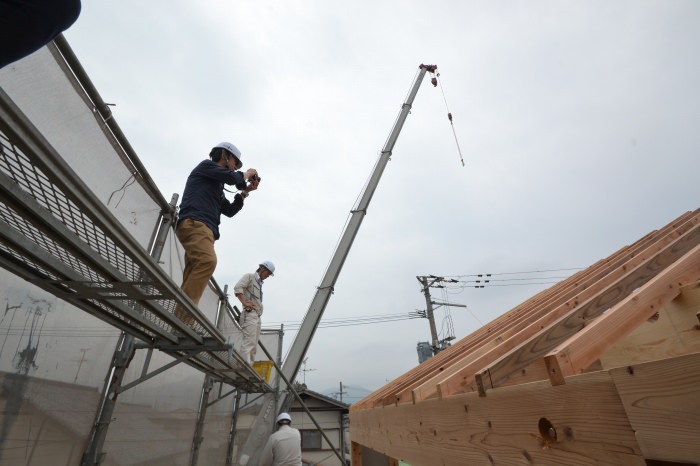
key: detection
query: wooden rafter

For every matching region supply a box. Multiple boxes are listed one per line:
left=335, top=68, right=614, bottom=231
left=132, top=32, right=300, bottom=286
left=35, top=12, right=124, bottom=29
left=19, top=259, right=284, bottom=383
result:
left=354, top=210, right=699, bottom=409
left=469, top=215, right=700, bottom=396
left=411, top=213, right=690, bottom=401
left=351, top=208, right=700, bottom=466
left=431, top=211, right=700, bottom=398
left=545, top=243, right=700, bottom=385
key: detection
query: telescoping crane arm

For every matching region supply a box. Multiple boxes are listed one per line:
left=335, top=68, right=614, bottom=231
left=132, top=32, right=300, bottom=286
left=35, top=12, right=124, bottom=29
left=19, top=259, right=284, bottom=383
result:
left=280, top=64, right=438, bottom=386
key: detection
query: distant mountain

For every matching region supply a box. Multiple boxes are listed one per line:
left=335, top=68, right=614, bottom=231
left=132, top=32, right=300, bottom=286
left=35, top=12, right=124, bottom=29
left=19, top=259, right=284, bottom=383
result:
left=319, top=385, right=373, bottom=405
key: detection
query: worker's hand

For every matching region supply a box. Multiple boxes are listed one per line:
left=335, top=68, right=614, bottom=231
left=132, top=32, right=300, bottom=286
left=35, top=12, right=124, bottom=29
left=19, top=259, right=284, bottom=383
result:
left=246, top=178, right=260, bottom=192
left=244, top=169, right=260, bottom=192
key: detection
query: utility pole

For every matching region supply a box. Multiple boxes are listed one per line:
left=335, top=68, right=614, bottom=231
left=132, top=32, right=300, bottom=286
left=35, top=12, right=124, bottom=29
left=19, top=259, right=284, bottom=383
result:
left=332, top=381, right=348, bottom=403
left=417, top=276, right=439, bottom=349
left=417, top=275, right=466, bottom=357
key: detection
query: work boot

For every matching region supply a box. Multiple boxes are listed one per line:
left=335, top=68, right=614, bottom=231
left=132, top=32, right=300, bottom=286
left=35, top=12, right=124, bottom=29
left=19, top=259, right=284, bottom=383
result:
left=174, top=306, right=196, bottom=327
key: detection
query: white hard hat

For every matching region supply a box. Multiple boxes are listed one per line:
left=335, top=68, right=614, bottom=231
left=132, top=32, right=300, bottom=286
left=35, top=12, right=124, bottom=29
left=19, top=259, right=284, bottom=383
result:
left=259, top=260, right=275, bottom=275
left=213, top=142, right=242, bottom=169
left=276, top=412, right=291, bottom=424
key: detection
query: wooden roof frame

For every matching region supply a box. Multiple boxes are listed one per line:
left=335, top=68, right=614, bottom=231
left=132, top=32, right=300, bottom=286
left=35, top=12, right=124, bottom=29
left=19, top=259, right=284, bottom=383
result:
left=350, top=209, right=700, bottom=466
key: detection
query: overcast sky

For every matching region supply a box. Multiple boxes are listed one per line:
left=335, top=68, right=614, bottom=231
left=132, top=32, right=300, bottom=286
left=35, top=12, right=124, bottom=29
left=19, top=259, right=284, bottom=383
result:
left=63, top=0, right=700, bottom=400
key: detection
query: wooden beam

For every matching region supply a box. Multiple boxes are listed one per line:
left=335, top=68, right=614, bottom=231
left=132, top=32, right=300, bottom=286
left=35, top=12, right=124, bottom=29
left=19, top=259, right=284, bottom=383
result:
left=351, top=441, right=363, bottom=466
left=610, top=352, right=700, bottom=463
left=357, top=210, right=694, bottom=409
left=357, top=271, right=570, bottom=409
left=351, top=370, right=647, bottom=466
left=428, top=214, right=700, bottom=399
left=402, top=255, right=627, bottom=403
left=466, top=219, right=700, bottom=396
left=354, top=217, right=681, bottom=410
left=545, top=243, right=700, bottom=385
left=391, top=228, right=662, bottom=406
left=598, top=284, right=700, bottom=370
left=412, top=253, right=633, bottom=401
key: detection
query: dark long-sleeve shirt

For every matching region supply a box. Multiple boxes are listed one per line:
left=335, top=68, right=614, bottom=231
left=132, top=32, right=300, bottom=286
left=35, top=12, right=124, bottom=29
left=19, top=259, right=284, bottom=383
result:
left=177, top=159, right=247, bottom=239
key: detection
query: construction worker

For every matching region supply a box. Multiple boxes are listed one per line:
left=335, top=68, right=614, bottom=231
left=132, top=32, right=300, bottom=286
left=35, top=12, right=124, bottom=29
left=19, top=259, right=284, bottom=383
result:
left=234, top=261, right=274, bottom=365
left=175, top=142, right=259, bottom=326
left=260, top=412, right=302, bottom=466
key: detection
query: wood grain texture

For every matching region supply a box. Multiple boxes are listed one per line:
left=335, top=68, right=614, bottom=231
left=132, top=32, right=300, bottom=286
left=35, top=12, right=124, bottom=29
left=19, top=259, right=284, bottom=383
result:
left=610, top=352, right=700, bottom=463
left=406, top=212, right=696, bottom=404
left=429, top=215, right=700, bottom=397
left=600, top=283, right=700, bottom=369
left=544, top=244, right=700, bottom=384
left=354, top=211, right=699, bottom=410
left=352, top=441, right=363, bottom=466
left=351, top=371, right=646, bottom=466
left=472, top=219, right=700, bottom=396
left=351, top=210, right=700, bottom=466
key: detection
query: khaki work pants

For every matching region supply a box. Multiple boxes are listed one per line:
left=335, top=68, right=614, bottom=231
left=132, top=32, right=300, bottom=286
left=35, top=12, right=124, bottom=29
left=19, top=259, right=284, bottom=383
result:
left=240, top=309, right=261, bottom=365
left=174, top=218, right=217, bottom=326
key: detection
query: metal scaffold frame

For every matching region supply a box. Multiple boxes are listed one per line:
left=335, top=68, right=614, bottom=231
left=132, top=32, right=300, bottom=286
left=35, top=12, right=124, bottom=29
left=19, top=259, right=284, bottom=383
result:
left=0, top=80, right=272, bottom=465
left=2, top=33, right=437, bottom=463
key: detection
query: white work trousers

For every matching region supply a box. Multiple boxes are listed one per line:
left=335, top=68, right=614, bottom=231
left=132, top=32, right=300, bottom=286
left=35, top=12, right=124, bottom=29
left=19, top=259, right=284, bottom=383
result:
left=240, top=309, right=261, bottom=365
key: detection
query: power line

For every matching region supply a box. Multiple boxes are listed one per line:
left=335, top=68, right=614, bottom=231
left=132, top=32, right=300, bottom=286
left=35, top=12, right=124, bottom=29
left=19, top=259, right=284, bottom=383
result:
left=440, top=267, right=583, bottom=278
left=265, top=312, right=423, bottom=330
left=454, top=275, right=571, bottom=283
left=426, top=268, right=583, bottom=290
left=462, top=281, right=563, bottom=288
left=268, top=269, right=582, bottom=330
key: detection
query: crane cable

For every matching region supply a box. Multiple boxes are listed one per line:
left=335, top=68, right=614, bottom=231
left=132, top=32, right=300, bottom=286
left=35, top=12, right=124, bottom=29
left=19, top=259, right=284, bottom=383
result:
left=436, top=72, right=465, bottom=167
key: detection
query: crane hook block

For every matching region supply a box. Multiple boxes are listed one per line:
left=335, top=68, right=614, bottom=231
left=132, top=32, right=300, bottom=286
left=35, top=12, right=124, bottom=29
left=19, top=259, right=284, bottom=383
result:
left=448, top=112, right=453, bottom=122
left=431, top=77, right=438, bottom=87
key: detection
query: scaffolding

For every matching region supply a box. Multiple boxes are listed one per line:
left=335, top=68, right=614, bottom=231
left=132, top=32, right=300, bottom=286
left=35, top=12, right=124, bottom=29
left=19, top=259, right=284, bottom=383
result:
left=0, top=38, right=276, bottom=465
left=0, top=35, right=427, bottom=466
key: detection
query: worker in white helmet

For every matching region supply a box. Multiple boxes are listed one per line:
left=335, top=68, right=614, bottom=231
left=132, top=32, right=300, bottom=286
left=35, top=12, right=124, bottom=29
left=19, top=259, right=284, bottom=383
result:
left=234, top=261, right=275, bottom=365
left=260, top=412, right=302, bottom=466
left=174, top=142, right=259, bottom=328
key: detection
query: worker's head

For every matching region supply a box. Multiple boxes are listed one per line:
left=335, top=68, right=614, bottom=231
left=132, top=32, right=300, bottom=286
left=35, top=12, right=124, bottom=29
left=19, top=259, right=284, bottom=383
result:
left=210, top=142, right=242, bottom=170
left=276, top=412, right=292, bottom=426
left=258, top=260, right=275, bottom=279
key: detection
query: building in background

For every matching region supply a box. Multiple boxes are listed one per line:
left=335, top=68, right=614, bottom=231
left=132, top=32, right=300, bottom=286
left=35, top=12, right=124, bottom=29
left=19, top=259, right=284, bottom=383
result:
left=289, top=388, right=349, bottom=466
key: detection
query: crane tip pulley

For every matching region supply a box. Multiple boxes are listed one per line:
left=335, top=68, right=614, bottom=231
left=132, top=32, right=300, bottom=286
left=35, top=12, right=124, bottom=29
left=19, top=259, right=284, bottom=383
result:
left=419, top=64, right=439, bottom=87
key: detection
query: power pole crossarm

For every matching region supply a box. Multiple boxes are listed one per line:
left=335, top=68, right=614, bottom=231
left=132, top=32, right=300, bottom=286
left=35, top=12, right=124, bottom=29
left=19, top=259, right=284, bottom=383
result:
left=431, top=301, right=467, bottom=308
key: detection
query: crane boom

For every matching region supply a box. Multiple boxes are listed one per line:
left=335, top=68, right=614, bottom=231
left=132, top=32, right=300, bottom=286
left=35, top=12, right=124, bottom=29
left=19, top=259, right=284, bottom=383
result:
left=237, top=64, right=437, bottom=466
left=281, top=64, right=438, bottom=385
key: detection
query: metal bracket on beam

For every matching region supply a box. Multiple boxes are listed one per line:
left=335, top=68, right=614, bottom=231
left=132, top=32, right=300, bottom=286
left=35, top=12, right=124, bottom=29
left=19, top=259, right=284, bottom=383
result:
left=206, top=387, right=238, bottom=408
left=115, top=351, right=199, bottom=395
